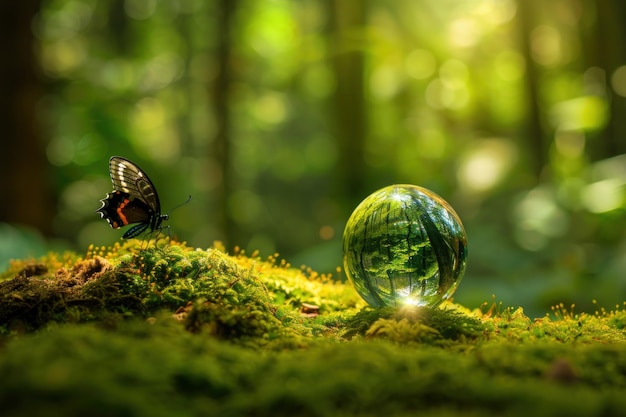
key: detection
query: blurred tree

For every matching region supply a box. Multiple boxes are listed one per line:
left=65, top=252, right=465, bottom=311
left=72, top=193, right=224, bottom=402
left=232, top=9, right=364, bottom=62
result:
left=516, top=0, right=547, bottom=177
left=330, top=1, right=368, bottom=207
left=0, top=1, right=54, bottom=235
left=213, top=0, right=237, bottom=250
left=592, top=0, right=626, bottom=157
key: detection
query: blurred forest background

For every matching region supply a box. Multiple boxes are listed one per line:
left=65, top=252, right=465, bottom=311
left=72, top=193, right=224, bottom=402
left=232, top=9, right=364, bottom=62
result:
left=1, top=0, right=625, bottom=316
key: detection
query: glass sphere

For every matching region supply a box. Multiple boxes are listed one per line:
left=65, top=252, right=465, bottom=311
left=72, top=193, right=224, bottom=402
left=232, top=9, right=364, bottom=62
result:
left=343, top=184, right=467, bottom=308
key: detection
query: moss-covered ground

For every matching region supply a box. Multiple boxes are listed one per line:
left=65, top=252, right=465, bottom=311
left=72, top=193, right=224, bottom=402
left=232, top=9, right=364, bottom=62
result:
left=1, top=240, right=626, bottom=417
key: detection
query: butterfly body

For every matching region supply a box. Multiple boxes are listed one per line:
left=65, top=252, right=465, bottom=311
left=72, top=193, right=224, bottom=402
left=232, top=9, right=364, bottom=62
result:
left=97, top=157, right=168, bottom=239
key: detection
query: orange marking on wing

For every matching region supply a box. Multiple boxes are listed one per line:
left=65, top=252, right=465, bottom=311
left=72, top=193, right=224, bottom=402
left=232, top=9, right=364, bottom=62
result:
left=116, top=198, right=131, bottom=226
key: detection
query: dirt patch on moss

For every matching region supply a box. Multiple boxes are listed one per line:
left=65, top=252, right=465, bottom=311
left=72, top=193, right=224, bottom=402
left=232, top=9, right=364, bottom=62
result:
left=0, top=257, right=121, bottom=331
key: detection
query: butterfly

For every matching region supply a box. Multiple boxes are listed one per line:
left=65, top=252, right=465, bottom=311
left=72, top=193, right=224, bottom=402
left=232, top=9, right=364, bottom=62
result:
left=96, top=156, right=169, bottom=239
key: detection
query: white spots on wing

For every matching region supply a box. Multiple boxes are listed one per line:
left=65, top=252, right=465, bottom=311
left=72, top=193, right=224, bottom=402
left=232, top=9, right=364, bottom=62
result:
left=116, top=162, right=130, bottom=191
left=113, top=159, right=145, bottom=193
left=116, top=162, right=141, bottom=192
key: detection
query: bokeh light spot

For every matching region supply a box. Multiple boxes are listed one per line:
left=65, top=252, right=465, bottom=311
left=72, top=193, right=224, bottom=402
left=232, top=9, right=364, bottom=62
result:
left=610, top=65, right=626, bottom=97
left=47, top=136, right=76, bottom=166
left=531, top=25, right=562, bottom=67
left=582, top=179, right=624, bottom=213
left=40, top=38, right=87, bottom=77
left=514, top=187, right=568, bottom=251
left=457, top=139, right=517, bottom=192
left=252, top=93, right=288, bottom=125
left=370, top=66, right=402, bottom=99
left=405, top=49, right=436, bottom=80
left=494, top=50, right=525, bottom=81
left=550, top=96, right=608, bottom=131
left=319, top=225, right=334, bottom=240
left=125, top=0, right=156, bottom=20
left=449, top=18, right=479, bottom=48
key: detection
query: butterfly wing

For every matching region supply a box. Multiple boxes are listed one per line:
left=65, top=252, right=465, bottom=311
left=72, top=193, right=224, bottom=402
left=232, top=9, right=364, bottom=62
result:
left=109, top=156, right=161, bottom=214
left=97, top=190, right=153, bottom=228
left=97, top=157, right=166, bottom=237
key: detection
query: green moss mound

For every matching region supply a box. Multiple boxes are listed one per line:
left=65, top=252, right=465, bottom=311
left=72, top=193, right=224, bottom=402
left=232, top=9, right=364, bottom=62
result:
left=1, top=240, right=626, bottom=417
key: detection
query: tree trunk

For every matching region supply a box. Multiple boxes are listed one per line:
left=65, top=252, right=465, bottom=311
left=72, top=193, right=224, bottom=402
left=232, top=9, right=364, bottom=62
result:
left=213, top=0, right=237, bottom=249
left=592, top=0, right=626, bottom=158
left=0, top=1, right=53, bottom=235
left=329, top=1, right=368, bottom=207
left=515, top=0, right=547, bottom=180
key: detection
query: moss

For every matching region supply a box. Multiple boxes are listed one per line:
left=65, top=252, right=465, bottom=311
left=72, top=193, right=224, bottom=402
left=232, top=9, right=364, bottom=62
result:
left=1, top=240, right=626, bottom=416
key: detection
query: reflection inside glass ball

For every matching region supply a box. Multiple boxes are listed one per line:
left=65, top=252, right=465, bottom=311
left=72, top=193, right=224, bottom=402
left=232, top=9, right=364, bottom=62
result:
left=342, top=184, right=467, bottom=308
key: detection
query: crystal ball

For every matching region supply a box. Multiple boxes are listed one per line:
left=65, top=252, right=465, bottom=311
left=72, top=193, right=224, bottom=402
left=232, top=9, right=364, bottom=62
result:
left=343, top=184, right=467, bottom=308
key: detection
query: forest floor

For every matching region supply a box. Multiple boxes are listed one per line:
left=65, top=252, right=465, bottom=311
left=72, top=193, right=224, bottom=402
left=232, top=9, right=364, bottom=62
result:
left=1, top=240, right=626, bottom=417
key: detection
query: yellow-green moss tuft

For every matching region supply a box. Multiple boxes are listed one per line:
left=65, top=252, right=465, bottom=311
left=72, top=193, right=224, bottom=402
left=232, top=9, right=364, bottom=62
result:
left=2, top=240, right=626, bottom=416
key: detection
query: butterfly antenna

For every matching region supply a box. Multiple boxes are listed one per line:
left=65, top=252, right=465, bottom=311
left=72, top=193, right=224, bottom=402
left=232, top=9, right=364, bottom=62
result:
left=167, top=195, right=192, bottom=214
